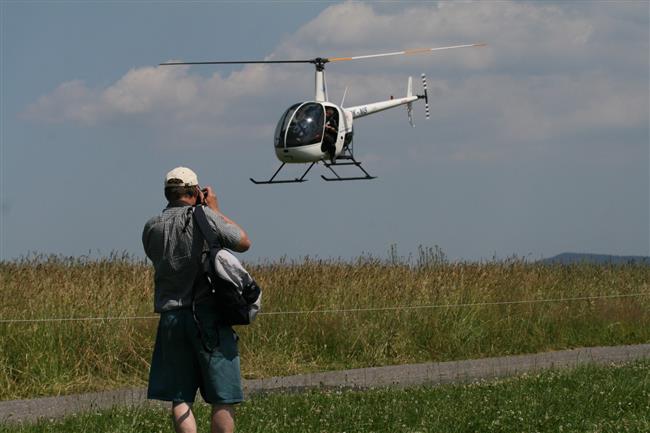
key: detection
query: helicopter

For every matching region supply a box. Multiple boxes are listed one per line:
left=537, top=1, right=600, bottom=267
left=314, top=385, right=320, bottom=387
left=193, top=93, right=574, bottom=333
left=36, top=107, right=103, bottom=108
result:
left=161, top=43, right=486, bottom=184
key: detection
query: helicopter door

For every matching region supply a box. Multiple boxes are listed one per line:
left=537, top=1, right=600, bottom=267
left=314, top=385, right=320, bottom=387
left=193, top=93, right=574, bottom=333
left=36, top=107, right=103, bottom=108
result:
left=285, top=103, right=324, bottom=147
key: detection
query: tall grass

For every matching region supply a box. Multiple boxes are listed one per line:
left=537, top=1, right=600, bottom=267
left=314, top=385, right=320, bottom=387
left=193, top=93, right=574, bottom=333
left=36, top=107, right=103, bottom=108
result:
left=1, top=249, right=648, bottom=400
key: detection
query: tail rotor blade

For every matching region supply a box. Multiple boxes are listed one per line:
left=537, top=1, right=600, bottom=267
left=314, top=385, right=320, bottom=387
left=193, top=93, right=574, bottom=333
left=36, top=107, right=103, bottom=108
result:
left=421, top=73, right=430, bottom=120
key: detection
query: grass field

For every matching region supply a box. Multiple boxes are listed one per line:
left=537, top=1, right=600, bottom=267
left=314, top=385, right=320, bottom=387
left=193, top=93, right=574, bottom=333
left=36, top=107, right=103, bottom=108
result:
left=2, top=361, right=648, bottom=433
left=1, top=249, right=649, bottom=400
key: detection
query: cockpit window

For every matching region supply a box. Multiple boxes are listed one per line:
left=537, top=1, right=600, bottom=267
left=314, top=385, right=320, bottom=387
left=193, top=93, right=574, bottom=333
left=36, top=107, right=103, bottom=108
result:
left=285, top=103, right=324, bottom=148
left=275, top=103, right=302, bottom=148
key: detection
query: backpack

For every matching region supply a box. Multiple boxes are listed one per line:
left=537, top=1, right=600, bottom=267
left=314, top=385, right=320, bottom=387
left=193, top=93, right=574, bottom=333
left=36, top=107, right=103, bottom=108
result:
left=192, top=205, right=261, bottom=325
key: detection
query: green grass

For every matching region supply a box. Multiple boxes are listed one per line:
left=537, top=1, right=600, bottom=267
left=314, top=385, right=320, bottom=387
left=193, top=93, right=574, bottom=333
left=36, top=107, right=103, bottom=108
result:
left=1, top=250, right=649, bottom=399
left=3, top=361, right=649, bottom=433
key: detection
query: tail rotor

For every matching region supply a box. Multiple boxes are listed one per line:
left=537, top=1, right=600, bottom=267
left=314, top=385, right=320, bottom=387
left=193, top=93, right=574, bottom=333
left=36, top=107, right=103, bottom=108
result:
left=407, top=74, right=431, bottom=127
left=420, top=73, right=430, bottom=120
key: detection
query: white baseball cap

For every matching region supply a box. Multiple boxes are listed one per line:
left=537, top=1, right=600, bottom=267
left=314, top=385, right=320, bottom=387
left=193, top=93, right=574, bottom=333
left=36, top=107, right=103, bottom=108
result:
left=165, top=166, right=199, bottom=187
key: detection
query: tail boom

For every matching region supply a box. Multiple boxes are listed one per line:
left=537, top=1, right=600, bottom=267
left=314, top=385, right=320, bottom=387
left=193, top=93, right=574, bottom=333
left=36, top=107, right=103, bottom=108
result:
left=346, top=95, right=418, bottom=119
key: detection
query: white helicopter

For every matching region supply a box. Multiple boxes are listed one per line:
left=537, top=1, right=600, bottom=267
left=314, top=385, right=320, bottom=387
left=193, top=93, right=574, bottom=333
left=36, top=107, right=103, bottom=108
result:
left=161, top=43, right=485, bottom=184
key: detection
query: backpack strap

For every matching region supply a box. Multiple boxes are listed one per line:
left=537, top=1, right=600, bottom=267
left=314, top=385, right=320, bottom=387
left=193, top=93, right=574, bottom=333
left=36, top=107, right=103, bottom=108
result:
left=193, top=205, right=223, bottom=283
left=191, top=205, right=222, bottom=353
left=193, top=205, right=221, bottom=254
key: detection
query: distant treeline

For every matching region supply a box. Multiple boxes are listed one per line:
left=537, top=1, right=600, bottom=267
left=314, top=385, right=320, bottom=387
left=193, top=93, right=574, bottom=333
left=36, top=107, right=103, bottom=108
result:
left=541, top=252, right=650, bottom=265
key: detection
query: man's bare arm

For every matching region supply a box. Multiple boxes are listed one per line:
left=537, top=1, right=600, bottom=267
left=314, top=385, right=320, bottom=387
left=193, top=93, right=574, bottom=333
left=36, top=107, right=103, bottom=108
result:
left=201, top=186, right=251, bottom=252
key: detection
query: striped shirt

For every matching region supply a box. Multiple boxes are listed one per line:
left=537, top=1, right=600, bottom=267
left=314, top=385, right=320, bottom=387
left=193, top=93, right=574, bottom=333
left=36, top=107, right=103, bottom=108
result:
left=142, top=203, right=242, bottom=313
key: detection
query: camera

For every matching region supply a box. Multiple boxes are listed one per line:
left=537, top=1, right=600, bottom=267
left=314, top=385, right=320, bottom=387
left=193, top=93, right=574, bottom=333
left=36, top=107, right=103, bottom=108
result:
left=200, top=188, right=209, bottom=204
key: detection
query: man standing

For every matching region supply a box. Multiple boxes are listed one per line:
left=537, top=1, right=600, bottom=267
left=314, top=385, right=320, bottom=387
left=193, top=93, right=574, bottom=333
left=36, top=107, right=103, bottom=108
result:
left=143, top=166, right=251, bottom=433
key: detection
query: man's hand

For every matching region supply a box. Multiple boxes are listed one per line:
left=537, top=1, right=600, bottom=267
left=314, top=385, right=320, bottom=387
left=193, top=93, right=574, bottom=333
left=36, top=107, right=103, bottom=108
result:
left=201, top=186, right=219, bottom=212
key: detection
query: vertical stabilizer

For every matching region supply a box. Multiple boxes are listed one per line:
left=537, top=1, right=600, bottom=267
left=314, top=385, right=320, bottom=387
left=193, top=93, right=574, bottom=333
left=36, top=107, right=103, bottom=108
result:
left=407, top=76, right=413, bottom=98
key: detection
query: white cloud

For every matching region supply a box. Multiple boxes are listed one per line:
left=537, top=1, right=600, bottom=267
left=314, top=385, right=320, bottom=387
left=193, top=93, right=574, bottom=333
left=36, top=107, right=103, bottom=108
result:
left=23, top=63, right=308, bottom=140
left=23, top=1, right=648, bottom=159
left=102, top=65, right=199, bottom=114
left=24, top=80, right=102, bottom=125
left=274, top=1, right=603, bottom=72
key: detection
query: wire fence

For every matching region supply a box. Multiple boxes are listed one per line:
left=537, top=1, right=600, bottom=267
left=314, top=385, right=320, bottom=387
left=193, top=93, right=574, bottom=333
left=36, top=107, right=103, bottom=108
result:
left=1, top=292, right=647, bottom=324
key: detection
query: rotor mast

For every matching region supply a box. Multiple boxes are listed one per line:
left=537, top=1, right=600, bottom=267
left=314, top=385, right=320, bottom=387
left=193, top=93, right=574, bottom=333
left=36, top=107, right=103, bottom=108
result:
left=313, top=58, right=329, bottom=102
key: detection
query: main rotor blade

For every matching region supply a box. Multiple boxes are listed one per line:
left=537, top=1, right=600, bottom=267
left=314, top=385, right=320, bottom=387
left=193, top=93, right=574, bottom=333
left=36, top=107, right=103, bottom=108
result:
left=327, top=43, right=486, bottom=63
left=160, top=59, right=314, bottom=66
left=160, top=43, right=486, bottom=67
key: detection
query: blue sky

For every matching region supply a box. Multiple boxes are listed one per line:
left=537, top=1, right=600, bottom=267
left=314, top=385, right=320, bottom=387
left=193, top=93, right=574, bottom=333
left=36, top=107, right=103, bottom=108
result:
left=1, top=1, right=648, bottom=262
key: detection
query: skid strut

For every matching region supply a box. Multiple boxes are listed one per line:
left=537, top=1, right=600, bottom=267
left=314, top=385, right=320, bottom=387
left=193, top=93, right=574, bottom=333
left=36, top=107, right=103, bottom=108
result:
left=321, top=149, right=376, bottom=182
left=250, top=162, right=316, bottom=184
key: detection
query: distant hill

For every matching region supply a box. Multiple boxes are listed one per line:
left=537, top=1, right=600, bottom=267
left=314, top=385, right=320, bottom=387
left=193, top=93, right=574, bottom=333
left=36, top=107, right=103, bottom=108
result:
left=541, top=252, right=650, bottom=265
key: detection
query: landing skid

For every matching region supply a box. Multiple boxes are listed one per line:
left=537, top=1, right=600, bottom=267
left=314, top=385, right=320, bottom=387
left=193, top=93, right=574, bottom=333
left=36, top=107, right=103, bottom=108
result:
left=250, top=145, right=376, bottom=184
left=250, top=162, right=316, bottom=184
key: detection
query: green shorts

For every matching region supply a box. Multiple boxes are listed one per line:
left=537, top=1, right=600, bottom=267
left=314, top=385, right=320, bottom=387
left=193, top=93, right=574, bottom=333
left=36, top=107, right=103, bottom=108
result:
left=147, top=306, right=243, bottom=405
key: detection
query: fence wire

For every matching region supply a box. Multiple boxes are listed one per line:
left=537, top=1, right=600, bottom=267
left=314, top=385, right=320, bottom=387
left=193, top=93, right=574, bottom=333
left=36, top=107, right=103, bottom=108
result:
left=1, top=292, right=648, bottom=324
